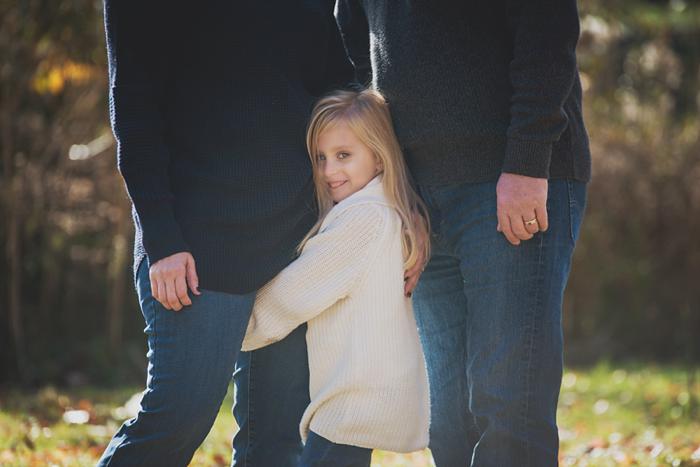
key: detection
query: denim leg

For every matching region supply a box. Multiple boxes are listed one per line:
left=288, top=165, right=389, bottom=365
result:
left=415, top=179, right=587, bottom=467
left=98, top=261, right=255, bottom=467
left=232, top=324, right=310, bottom=466
left=412, top=246, right=480, bottom=465
left=299, top=431, right=372, bottom=467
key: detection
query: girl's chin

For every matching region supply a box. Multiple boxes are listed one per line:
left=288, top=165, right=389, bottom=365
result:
left=329, top=185, right=361, bottom=203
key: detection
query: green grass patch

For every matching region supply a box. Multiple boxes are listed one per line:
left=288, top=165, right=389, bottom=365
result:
left=0, top=363, right=698, bottom=466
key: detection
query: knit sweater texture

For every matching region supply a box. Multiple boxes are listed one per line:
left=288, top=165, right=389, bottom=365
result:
left=242, top=177, right=430, bottom=453
left=335, top=0, right=592, bottom=185
left=104, top=0, right=353, bottom=293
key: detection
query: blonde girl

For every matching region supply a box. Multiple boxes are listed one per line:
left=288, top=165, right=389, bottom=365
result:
left=242, top=89, right=430, bottom=466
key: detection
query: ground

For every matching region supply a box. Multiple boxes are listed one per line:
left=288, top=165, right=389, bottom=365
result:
left=1, top=363, right=699, bottom=466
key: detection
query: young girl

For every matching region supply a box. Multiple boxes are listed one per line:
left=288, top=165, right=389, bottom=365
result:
left=242, top=89, right=430, bottom=465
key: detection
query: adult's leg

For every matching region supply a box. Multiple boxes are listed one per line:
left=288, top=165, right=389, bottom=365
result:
left=412, top=186, right=481, bottom=466
left=98, top=261, right=255, bottom=467
left=434, top=179, right=587, bottom=467
left=299, top=431, right=372, bottom=467
left=232, top=324, right=310, bottom=466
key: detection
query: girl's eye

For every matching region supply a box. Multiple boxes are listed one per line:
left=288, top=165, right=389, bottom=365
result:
left=338, top=152, right=350, bottom=159
left=317, top=154, right=326, bottom=161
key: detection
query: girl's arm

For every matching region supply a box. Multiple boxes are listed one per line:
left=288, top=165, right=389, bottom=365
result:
left=242, top=205, right=385, bottom=351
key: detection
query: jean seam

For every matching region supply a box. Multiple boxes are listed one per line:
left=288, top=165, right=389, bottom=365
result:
left=521, top=233, right=546, bottom=467
left=244, top=351, right=255, bottom=467
left=141, top=283, right=162, bottom=466
left=462, top=294, right=475, bottom=438
left=567, top=180, right=575, bottom=242
left=104, top=269, right=158, bottom=467
left=132, top=256, right=145, bottom=290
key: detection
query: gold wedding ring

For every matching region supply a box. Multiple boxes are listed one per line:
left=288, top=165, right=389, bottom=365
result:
left=524, top=217, right=538, bottom=226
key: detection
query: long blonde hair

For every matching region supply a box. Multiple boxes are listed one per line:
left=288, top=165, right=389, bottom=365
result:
left=300, top=88, right=430, bottom=270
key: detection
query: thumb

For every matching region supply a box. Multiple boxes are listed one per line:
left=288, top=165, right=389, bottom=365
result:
left=186, top=255, right=200, bottom=295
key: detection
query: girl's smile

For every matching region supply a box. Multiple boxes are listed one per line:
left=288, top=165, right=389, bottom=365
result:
left=316, top=122, right=382, bottom=203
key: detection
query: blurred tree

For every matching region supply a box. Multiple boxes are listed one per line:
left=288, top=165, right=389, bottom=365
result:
left=0, top=0, right=698, bottom=386
left=0, top=0, right=139, bottom=385
left=568, top=1, right=700, bottom=386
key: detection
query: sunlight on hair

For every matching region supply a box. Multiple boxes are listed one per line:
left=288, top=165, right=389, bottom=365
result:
left=301, top=89, right=430, bottom=270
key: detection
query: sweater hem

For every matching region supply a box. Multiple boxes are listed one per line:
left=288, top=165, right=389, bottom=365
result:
left=309, top=425, right=428, bottom=454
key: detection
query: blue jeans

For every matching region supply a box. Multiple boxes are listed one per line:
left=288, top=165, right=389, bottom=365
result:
left=299, top=432, right=372, bottom=467
left=232, top=324, right=310, bottom=466
left=98, top=261, right=308, bottom=466
left=413, top=179, right=586, bottom=467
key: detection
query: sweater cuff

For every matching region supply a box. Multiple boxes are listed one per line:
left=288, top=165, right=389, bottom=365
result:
left=135, top=200, right=190, bottom=265
left=502, top=138, right=553, bottom=179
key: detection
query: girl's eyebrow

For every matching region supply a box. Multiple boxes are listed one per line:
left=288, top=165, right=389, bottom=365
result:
left=326, top=144, right=351, bottom=153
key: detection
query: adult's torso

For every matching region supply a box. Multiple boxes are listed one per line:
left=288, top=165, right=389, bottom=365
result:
left=357, top=0, right=591, bottom=185
left=137, top=1, right=352, bottom=293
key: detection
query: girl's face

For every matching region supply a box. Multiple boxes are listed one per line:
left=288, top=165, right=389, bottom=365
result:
left=316, top=122, right=382, bottom=203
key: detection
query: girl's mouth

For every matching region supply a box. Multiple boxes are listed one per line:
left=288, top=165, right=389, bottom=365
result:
left=328, top=180, right=347, bottom=189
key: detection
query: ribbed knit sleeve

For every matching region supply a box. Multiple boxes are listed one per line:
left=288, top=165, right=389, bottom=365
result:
left=502, top=0, right=582, bottom=178
left=242, top=205, right=385, bottom=351
left=334, top=0, right=372, bottom=86
left=104, top=0, right=189, bottom=263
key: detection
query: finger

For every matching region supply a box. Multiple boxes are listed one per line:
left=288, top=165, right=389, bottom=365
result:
left=403, top=264, right=421, bottom=295
left=175, top=275, right=192, bottom=307
left=186, top=256, right=200, bottom=295
left=509, top=213, right=533, bottom=241
left=157, top=280, right=171, bottom=310
left=523, top=211, right=540, bottom=235
left=535, top=205, right=549, bottom=232
left=404, top=261, right=422, bottom=282
left=150, top=274, right=160, bottom=302
left=497, top=210, right=520, bottom=245
left=404, top=271, right=422, bottom=296
left=149, top=268, right=160, bottom=301
left=165, top=279, right=183, bottom=311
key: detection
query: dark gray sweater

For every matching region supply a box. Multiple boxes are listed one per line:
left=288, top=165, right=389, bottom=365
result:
left=335, top=0, right=591, bottom=185
left=104, top=0, right=353, bottom=294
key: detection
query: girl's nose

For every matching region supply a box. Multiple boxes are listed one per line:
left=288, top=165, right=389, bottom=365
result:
left=323, top=160, right=338, bottom=177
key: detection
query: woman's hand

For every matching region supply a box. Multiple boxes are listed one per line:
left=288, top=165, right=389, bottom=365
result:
left=149, top=252, right=200, bottom=311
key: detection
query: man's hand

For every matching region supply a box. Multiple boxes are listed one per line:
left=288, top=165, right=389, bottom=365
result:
left=496, top=173, right=549, bottom=245
left=149, top=252, right=200, bottom=311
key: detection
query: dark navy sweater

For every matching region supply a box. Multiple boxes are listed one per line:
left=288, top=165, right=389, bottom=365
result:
left=336, top=0, right=591, bottom=185
left=104, top=1, right=353, bottom=294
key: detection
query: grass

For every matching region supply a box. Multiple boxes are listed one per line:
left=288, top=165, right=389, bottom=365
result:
left=1, top=363, right=699, bottom=466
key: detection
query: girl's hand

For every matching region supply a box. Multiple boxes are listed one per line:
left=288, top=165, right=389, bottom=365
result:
left=404, top=227, right=428, bottom=297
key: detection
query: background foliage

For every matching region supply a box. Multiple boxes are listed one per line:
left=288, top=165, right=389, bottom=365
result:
left=1, top=0, right=699, bottom=387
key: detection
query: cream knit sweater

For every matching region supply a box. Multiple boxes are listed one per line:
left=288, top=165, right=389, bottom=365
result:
left=242, top=176, right=430, bottom=453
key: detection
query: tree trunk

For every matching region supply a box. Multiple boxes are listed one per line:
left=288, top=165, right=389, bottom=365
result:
left=107, top=202, right=130, bottom=355
left=1, top=90, right=27, bottom=382
left=7, top=194, right=26, bottom=380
